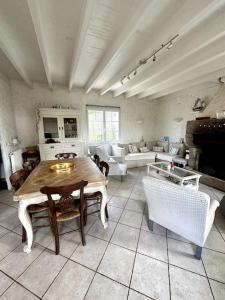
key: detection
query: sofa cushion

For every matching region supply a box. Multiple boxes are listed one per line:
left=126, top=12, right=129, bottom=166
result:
left=139, top=146, right=149, bottom=153
left=156, top=152, right=178, bottom=162
left=169, top=145, right=179, bottom=155
left=126, top=152, right=156, bottom=161
left=153, top=146, right=164, bottom=152
left=128, top=144, right=138, bottom=153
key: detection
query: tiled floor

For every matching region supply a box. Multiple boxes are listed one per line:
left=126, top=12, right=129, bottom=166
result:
left=0, top=167, right=225, bottom=299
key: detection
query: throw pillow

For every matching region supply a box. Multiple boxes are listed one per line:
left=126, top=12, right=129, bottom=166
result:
left=128, top=144, right=138, bottom=153
left=169, top=146, right=179, bottom=155
left=139, top=146, right=149, bottom=153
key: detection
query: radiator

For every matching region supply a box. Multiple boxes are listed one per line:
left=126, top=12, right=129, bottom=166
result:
left=9, top=149, right=23, bottom=173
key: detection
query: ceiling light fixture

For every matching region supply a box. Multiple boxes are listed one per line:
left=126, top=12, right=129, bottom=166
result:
left=120, top=34, right=179, bottom=85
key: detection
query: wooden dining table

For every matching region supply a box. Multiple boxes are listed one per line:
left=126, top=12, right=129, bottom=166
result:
left=14, top=157, right=108, bottom=254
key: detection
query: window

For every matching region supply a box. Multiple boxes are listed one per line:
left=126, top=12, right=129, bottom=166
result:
left=87, top=106, right=120, bottom=142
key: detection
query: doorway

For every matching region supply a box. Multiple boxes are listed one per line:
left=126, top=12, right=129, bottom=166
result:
left=0, top=144, right=7, bottom=190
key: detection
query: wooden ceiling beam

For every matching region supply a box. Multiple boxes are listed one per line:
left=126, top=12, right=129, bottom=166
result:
left=68, top=0, right=96, bottom=92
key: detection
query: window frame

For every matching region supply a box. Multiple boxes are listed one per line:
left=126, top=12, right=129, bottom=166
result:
left=86, top=105, right=121, bottom=143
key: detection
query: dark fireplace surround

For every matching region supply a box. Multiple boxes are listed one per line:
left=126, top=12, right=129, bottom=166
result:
left=186, top=118, right=225, bottom=191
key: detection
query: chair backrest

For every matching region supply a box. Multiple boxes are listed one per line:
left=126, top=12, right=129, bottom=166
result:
left=10, top=169, right=29, bottom=191
left=23, top=161, right=35, bottom=173
left=93, top=154, right=100, bottom=167
left=40, top=181, right=88, bottom=215
left=99, top=161, right=109, bottom=178
left=55, top=153, right=77, bottom=159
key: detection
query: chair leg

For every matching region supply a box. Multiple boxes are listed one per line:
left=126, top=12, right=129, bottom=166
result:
left=52, top=219, right=59, bottom=255
left=84, top=208, right=87, bottom=226
left=195, top=245, right=202, bottom=260
left=22, top=226, right=26, bottom=243
left=148, top=220, right=154, bottom=231
left=105, top=204, right=109, bottom=219
left=80, top=214, right=86, bottom=246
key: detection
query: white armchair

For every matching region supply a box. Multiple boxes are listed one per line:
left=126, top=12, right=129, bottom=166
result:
left=142, top=176, right=220, bottom=259
left=90, top=144, right=127, bottom=181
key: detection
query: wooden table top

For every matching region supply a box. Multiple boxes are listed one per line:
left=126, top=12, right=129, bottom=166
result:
left=14, top=157, right=106, bottom=201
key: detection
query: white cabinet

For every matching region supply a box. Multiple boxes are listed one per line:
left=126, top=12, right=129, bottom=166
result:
left=37, top=108, right=84, bottom=160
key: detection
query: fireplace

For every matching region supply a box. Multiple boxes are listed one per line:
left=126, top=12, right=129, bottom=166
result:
left=186, top=118, right=225, bottom=191
left=193, top=132, right=225, bottom=180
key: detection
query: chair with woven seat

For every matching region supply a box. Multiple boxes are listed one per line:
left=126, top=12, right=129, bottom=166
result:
left=40, top=180, right=88, bottom=255
left=10, top=169, right=49, bottom=243
left=55, top=153, right=77, bottom=159
left=84, top=161, right=109, bottom=219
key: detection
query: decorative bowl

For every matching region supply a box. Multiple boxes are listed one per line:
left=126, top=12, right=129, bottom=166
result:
left=50, top=162, right=75, bottom=173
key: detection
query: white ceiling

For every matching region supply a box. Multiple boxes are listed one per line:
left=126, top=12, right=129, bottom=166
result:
left=0, top=0, right=225, bottom=100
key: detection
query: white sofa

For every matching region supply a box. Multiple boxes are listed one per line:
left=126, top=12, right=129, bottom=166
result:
left=118, top=141, right=185, bottom=168
left=142, top=176, right=220, bottom=259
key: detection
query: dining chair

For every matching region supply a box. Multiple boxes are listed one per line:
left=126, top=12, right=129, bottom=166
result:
left=55, top=153, right=77, bottom=159
left=10, top=169, right=49, bottom=243
left=40, top=180, right=88, bottom=255
left=84, top=161, right=109, bottom=219
left=23, top=161, right=36, bottom=174
left=93, top=154, right=100, bottom=167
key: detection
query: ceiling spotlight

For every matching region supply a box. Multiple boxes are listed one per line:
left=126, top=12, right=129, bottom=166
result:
left=133, top=70, right=137, bottom=76
left=127, top=75, right=131, bottom=80
left=140, top=59, right=147, bottom=65
left=167, top=42, right=173, bottom=50
left=153, top=55, right=156, bottom=62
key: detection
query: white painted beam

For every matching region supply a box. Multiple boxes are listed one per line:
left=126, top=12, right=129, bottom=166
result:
left=147, top=67, right=225, bottom=101
left=138, top=51, right=225, bottom=99
left=69, top=0, right=96, bottom=92
left=27, top=0, right=52, bottom=89
left=85, top=0, right=159, bottom=94
left=113, top=0, right=225, bottom=98
left=0, top=35, right=33, bottom=88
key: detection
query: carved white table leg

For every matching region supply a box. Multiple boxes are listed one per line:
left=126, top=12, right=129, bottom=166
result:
left=18, top=200, right=33, bottom=254
left=99, top=186, right=108, bottom=229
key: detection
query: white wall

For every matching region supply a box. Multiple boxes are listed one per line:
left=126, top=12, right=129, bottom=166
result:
left=11, top=80, right=156, bottom=147
left=0, top=72, right=17, bottom=186
left=153, top=82, right=224, bottom=142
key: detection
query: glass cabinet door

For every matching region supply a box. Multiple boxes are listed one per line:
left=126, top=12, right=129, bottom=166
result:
left=62, top=117, right=78, bottom=139
left=43, top=117, right=59, bottom=139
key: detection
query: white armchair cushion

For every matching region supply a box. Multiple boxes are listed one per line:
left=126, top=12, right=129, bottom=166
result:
left=142, top=176, right=219, bottom=247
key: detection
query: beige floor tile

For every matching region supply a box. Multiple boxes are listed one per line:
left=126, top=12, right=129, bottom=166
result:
left=0, top=226, right=9, bottom=238
left=138, top=230, right=168, bottom=262
left=18, top=249, right=67, bottom=297
left=111, top=223, right=139, bottom=251
left=71, top=235, right=108, bottom=270
left=128, top=289, right=151, bottom=299
left=125, top=199, right=145, bottom=213
left=88, top=219, right=117, bottom=241
left=0, top=271, right=13, bottom=296
left=0, top=243, right=43, bottom=279
left=109, top=196, right=128, bottom=208
left=0, top=203, right=20, bottom=230
left=167, top=230, right=191, bottom=243
left=170, top=265, right=213, bottom=300
left=0, top=232, right=21, bottom=261
left=86, top=273, right=128, bottom=300
left=108, top=205, right=123, bottom=222
left=114, top=187, right=132, bottom=198
left=168, top=238, right=205, bottom=275
left=98, top=243, right=135, bottom=286
left=131, top=253, right=170, bottom=300
left=215, top=210, right=225, bottom=233
left=141, top=216, right=166, bottom=236
left=47, top=230, right=81, bottom=257
left=202, top=248, right=225, bottom=283
left=1, top=282, right=39, bottom=300
left=204, top=230, right=225, bottom=252
left=43, top=260, right=94, bottom=300
left=32, top=227, right=54, bottom=248
left=120, top=210, right=143, bottom=229
left=209, top=279, right=225, bottom=300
